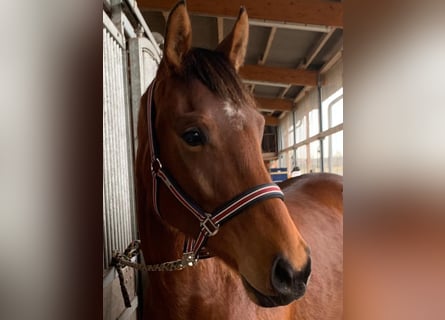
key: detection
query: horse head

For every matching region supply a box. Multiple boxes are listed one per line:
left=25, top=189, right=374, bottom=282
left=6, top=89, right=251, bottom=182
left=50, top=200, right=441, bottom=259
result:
left=138, top=1, right=311, bottom=307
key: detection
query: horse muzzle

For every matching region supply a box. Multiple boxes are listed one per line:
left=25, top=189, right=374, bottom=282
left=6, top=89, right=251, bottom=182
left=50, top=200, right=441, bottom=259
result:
left=242, top=255, right=311, bottom=307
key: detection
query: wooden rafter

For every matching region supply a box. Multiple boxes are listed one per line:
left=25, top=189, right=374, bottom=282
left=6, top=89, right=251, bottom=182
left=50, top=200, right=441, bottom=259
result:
left=264, top=115, right=279, bottom=126
left=301, top=28, right=336, bottom=69
left=240, top=65, right=318, bottom=87
left=139, top=0, right=343, bottom=28
left=293, top=49, right=342, bottom=103
left=251, top=26, right=277, bottom=95
left=258, top=27, right=277, bottom=65
left=255, top=97, right=293, bottom=112
left=278, top=85, right=292, bottom=99
left=320, top=49, right=342, bottom=74
left=294, top=86, right=312, bottom=104
left=278, top=28, right=336, bottom=98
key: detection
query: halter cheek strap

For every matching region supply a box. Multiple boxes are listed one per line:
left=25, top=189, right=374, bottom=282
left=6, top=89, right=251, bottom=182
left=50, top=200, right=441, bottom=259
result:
left=146, top=81, right=284, bottom=261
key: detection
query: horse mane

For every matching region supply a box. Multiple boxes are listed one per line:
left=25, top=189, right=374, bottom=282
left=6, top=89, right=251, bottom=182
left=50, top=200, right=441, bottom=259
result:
left=180, top=48, right=254, bottom=107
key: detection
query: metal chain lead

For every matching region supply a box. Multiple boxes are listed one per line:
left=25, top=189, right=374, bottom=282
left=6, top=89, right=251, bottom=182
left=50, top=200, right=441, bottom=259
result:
left=111, top=241, right=198, bottom=308
left=114, top=252, right=197, bottom=272
left=111, top=240, right=198, bottom=272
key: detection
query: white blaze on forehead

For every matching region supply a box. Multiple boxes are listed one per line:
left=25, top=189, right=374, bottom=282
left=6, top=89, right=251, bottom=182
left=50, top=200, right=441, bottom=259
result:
left=223, top=101, right=246, bottom=130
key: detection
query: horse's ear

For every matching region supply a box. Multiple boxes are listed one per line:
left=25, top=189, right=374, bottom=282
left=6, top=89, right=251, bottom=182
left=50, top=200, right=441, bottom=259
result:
left=163, top=1, right=192, bottom=73
left=216, top=7, right=249, bottom=72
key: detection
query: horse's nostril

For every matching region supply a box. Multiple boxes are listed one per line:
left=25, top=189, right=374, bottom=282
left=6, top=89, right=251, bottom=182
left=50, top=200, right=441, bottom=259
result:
left=274, top=258, right=293, bottom=291
left=271, top=256, right=311, bottom=296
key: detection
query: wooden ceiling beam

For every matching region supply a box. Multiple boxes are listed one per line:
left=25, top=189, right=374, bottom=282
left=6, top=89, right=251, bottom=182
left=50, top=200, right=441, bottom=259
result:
left=258, top=27, right=277, bottom=65
left=264, top=115, right=279, bottom=126
left=293, top=49, right=342, bottom=103
left=251, top=27, right=277, bottom=96
left=301, top=28, right=336, bottom=69
left=320, top=49, right=342, bottom=74
left=240, top=65, right=318, bottom=87
left=139, top=0, right=343, bottom=28
left=255, top=97, right=293, bottom=112
left=278, top=28, right=336, bottom=98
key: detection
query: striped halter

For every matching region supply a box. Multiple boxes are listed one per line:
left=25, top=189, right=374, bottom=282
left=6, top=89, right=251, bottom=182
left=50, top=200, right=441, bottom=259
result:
left=146, top=81, right=284, bottom=264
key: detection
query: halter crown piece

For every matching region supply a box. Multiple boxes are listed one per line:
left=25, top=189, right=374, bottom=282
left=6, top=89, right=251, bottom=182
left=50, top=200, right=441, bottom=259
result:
left=146, top=81, right=285, bottom=267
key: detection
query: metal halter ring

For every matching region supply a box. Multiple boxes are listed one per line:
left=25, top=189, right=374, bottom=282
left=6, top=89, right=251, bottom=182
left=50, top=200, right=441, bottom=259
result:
left=151, top=158, right=162, bottom=174
left=200, top=214, right=220, bottom=236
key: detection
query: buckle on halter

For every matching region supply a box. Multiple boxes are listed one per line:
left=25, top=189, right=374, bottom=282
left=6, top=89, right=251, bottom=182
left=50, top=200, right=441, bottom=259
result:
left=200, top=214, right=219, bottom=237
left=151, top=158, right=162, bottom=174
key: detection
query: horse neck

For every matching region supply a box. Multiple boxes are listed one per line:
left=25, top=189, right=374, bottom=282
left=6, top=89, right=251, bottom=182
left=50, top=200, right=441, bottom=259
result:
left=139, top=188, right=187, bottom=264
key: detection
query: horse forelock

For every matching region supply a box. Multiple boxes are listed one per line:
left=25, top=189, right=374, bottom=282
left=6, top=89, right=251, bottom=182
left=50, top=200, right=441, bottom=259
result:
left=154, top=47, right=258, bottom=134
left=159, top=47, right=254, bottom=109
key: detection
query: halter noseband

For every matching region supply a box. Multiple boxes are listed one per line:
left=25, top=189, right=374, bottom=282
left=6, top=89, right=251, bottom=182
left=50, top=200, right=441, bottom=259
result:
left=146, top=81, right=284, bottom=263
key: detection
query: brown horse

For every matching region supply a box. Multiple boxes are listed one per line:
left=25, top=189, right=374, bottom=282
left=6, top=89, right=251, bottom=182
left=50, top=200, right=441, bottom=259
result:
left=135, top=2, right=342, bottom=319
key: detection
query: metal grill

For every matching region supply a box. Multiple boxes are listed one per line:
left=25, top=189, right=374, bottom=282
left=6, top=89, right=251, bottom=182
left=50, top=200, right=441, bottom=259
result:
left=103, top=18, right=135, bottom=270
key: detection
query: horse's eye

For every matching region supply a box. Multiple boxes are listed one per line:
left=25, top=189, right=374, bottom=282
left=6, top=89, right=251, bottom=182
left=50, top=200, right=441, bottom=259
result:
left=182, top=128, right=205, bottom=146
